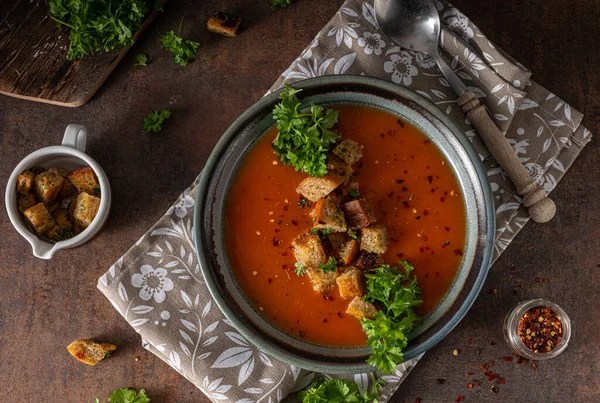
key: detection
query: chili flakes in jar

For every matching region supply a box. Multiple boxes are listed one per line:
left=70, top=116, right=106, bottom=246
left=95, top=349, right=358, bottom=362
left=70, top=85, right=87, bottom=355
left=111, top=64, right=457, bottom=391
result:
left=517, top=306, right=562, bottom=353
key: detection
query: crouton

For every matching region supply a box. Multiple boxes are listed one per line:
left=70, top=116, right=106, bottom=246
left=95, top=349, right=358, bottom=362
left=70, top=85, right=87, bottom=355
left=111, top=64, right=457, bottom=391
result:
left=307, top=267, right=339, bottom=293
left=360, top=225, right=388, bottom=254
left=296, top=172, right=345, bottom=202
left=23, top=203, right=55, bottom=234
left=16, top=170, right=35, bottom=195
left=327, top=156, right=353, bottom=185
left=313, top=197, right=346, bottom=232
left=72, top=192, right=101, bottom=232
left=45, top=200, right=60, bottom=213
left=18, top=194, right=38, bottom=213
left=342, top=199, right=377, bottom=228
left=346, top=296, right=377, bottom=320
left=325, top=233, right=359, bottom=265
left=292, top=230, right=327, bottom=269
left=207, top=12, right=241, bottom=37
left=68, top=166, right=100, bottom=196
left=34, top=168, right=65, bottom=203
left=333, top=139, right=363, bottom=166
left=343, top=181, right=361, bottom=202
left=336, top=269, right=365, bottom=300
left=67, top=339, right=116, bottom=366
left=53, top=208, right=73, bottom=230
left=356, top=251, right=384, bottom=270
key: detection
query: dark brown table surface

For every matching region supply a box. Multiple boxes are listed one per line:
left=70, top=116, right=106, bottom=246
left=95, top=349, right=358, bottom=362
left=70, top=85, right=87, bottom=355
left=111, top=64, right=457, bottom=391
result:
left=1, top=1, right=598, bottom=402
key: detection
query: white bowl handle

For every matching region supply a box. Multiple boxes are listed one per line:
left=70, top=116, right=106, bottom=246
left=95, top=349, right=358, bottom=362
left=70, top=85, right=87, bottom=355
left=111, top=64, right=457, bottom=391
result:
left=62, top=124, right=87, bottom=152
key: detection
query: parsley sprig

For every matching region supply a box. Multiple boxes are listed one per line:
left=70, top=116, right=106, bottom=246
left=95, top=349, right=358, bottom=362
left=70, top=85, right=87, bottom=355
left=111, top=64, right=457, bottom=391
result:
left=319, top=256, right=337, bottom=273
left=272, top=0, right=294, bottom=8
left=143, top=109, right=171, bottom=132
left=294, top=262, right=306, bottom=277
left=49, top=0, right=159, bottom=60
left=298, top=375, right=384, bottom=403
left=135, top=53, right=148, bottom=66
left=160, top=18, right=200, bottom=66
left=272, top=85, right=340, bottom=177
left=362, top=261, right=422, bottom=374
left=95, top=387, right=150, bottom=403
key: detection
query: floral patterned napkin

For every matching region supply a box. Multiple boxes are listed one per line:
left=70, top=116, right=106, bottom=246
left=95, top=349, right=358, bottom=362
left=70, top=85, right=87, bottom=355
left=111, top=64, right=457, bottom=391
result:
left=98, top=1, right=592, bottom=402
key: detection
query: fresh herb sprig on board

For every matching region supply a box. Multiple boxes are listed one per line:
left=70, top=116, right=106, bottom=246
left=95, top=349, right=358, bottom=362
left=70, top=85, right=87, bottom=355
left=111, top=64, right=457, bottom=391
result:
left=160, top=18, right=200, bottom=67
left=298, top=375, right=385, bottom=403
left=272, top=85, right=340, bottom=177
left=362, top=261, right=423, bottom=374
left=49, top=0, right=161, bottom=60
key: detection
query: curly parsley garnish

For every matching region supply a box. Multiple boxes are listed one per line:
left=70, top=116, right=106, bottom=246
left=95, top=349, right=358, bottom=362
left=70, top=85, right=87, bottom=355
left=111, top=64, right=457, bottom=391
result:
left=347, top=229, right=360, bottom=242
left=108, top=388, right=150, bottom=403
left=294, top=262, right=306, bottom=277
left=135, top=53, right=148, bottom=66
left=272, top=0, right=294, bottom=8
left=143, top=109, right=171, bottom=133
left=347, top=189, right=361, bottom=200
left=49, top=0, right=159, bottom=60
left=319, top=256, right=337, bottom=273
left=160, top=18, right=200, bottom=67
left=272, top=85, right=340, bottom=177
left=298, top=375, right=384, bottom=403
left=362, top=261, right=422, bottom=374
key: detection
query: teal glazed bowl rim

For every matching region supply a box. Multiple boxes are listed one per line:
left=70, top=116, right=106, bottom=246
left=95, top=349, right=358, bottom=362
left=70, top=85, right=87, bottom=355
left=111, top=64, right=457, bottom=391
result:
left=194, top=75, right=495, bottom=374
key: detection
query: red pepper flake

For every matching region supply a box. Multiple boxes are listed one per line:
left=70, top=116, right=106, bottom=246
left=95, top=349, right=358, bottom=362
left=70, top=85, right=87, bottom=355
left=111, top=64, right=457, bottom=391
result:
left=519, top=283, right=525, bottom=289
left=531, top=361, right=537, bottom=371
left=268, top=278, right=273, bottom=284
left=274, top=228, right=280, bottom=233
left=473, top=380, right=480, bottom=387
left=517, top=356, right=529, bottom=365
left=282, top=252, right=288, bottom=257
left=323, top=319, right=328, bottom=323
left=445, top=226, right=451, bottom=231
left=466, top=372, right=473, bottom=376
left=291, top=219, right=298, bottom=226
left=422, top=236, right=428, bottom=241
left=423, top=210, right=429, bottom=216
left=466, top=383, right=473, bottom=389
left=423, top=139, right=430, bottom=144
left=414, top=398, right=422, bottom=403
left=498, top=377, right=505, bottom=385
left=397, top=119, right=405, bottom=128
left=416, top=216, right=421, bottom=220
left=467, top=338, right=473, bottom=344
left=542, top=278, right=548, bottom=283
left=396, top=253, right=404, bottom=258
left=380, top=133, right=385, bottom=138
left=388, top=191, right=394, bottom=198
left=283, top=205, right=288, bottom=211
left=480, top=363, right=489, bottom=371
left=282, top=264, right=288, bottom=270
left=454, top=249, right=464, bottom=256
left=535, top=277, right=541, bottom=283
left=404, top=170, right=408, bottom=174
left=441, top=196, right=446, bottom=202
left=484, top=371, right=497, bottom=382
left=402, top=201, right=410, bottom=208
left=456, top=396, right=464, bottom=402
left=518, top=306, right=563, bottom=353
left=272, top=238, right=281, bottom=247
left=489, top=288, right=498, bottom=295
left=503, top=356, right=513, bottom=362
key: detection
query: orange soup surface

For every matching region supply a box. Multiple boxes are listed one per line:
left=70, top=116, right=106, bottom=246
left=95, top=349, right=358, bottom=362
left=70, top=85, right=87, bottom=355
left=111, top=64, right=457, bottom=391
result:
left=225, top=105, right=466, bottom=347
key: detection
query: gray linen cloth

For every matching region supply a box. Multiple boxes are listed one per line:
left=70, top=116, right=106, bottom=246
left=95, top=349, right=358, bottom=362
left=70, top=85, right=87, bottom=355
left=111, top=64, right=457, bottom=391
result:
left=98, top=1, right=592, bottom=401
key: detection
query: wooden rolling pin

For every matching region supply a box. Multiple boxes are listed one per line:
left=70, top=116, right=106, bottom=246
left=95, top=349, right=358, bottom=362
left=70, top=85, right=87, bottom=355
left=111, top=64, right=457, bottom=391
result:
left=458, top=92, right=556, bottom=223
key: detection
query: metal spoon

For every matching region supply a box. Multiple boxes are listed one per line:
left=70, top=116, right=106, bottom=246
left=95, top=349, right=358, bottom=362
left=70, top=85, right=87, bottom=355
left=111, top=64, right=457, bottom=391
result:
left=375, top=0, right=556, bottom=223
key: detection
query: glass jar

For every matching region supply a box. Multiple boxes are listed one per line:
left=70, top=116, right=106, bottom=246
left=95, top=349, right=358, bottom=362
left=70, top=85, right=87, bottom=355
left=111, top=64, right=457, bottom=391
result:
left=504, top=299, right=571, bottom=360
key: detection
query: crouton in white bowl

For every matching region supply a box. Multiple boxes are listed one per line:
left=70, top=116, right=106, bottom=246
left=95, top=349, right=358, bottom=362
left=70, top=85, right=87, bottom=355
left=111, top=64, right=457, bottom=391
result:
left=5, top=124, right=111, bottom=259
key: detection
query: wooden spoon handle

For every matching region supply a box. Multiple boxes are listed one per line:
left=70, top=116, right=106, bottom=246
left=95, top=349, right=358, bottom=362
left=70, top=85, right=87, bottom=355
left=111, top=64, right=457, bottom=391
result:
left=457, top=92, right=556, bottom=223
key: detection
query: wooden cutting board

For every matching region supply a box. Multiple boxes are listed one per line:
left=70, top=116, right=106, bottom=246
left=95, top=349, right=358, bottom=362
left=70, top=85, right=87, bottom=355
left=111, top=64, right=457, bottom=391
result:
left=0, top=0, right=165, bottom=107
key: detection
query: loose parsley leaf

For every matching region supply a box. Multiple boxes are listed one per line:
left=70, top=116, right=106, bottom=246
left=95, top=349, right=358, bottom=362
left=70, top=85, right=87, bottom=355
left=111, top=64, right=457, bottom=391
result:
left=361, top=261, right=422, bottom=373
left=272, top=85, right=340, bottom=177
left=49, top=0, right=155, bottom=60
left=94, top=399, right=100, bottom=403
left=108, top=388, right=150, bottom=403
left=143, top=109, right=171, bottom=132
left=347, top=229, right=360, bottom=242
left=160, top=18, right=200, bottom=66
left=272, top=0, right=294, bottom=9
left=298, top=377, right=383, bottom=403
left=347, top=189, right=361, bottom=200
left=298, top=198, right=309, bottom=208
left=294, top=262, right=306, bottom=277
left=319, top=256, right=337, bottom=273
left=135, top=53, right=148, bottom=66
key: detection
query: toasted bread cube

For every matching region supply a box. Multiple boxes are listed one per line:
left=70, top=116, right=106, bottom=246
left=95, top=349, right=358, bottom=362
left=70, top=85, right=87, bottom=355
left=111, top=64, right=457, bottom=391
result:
left=326, top=232, right=359, bottom=265
left=45, top=200, right=60, bottom=213
left=307, top=267, right=339, bottom=293
left=356, top=251, right=384, bottom=270
left=313, top=198, right=346, bottom=232
left=343, top=181, right=360, bottom=202
left=342, top=199, right=377, bottom=228
left=346, top=296, right=377, bottom=320
left=16, top=170, right=35, bottom=195
left=207, top=12, right=241, bottom=37
left=67, top=339, right=116, bottom=366
left=23, top=203, right=55, bottom=234
left=336, top=269, right=365, bottom=300
left=18, top=194, right=38, bottom=213
left=296, top=172, right=346, bottom=202
left=327, top=156, right=353, bottom=185
left=333, top=139, right=363, bottom=166
left=72, top=192, right=101, bottom=231
left=34, top=168, right=65, bottom=203
left=360, top=225, right=388, bottom=254
left=53, top=208, right=73, bottom=230
left=68, top=166, right=100, bottom=196
left=292, top=230, right=327, bottom=269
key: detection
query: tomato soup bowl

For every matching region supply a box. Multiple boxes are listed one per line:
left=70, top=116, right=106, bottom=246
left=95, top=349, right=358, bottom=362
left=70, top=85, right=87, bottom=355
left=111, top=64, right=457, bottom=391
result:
left=194, top=75, right=495, bottom=374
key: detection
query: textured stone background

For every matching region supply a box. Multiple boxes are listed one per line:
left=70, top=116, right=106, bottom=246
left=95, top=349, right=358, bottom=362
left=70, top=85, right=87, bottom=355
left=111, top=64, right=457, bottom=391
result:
left=0, top=0, right=598, bottom=401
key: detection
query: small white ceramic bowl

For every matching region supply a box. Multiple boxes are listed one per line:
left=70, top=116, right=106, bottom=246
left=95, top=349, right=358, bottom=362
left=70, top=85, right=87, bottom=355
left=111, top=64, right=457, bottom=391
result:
left=5, top=124, right=111, bottom=259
